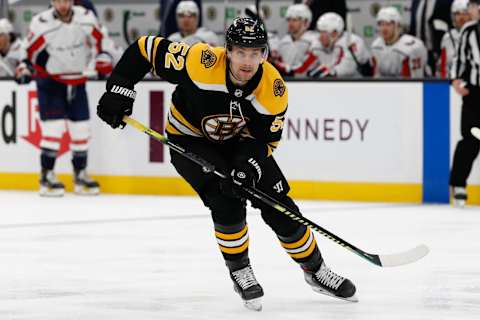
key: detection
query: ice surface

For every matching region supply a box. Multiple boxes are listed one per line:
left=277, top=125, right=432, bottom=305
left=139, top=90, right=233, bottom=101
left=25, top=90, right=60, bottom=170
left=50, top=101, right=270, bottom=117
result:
left=0, top=191, right=479, bottom=320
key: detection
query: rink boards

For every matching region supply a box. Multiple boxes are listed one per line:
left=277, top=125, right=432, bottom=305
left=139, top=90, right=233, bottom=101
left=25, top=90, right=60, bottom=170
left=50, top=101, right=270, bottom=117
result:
left=0, top=80, right=474, bottom=204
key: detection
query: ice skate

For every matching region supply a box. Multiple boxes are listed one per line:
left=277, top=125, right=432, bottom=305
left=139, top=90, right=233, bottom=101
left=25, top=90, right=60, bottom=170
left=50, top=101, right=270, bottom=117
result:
left=230, top=265, right=264, bottom=311
left=74, top=169, right=100, bottom=195
left=39, top=170, right=65, bottom=197
left=452, top=187, right=467, bottom=207
left=304, top=261, right=358, bottom=302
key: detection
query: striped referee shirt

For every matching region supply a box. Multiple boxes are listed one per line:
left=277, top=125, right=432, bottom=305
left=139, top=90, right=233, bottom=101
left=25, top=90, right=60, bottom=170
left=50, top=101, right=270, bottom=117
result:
left=452, top=20, right=480, bottom=86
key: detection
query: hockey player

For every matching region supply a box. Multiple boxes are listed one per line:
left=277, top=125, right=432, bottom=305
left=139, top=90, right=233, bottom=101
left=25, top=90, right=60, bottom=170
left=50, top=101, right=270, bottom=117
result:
left=168, top=0, right=220, bottom=47
left=371, top=7, right=428, bottom=78
left=308, top=12, right=373, bottom=78
left=97, top=17, right=357, bottom=310
left=0, top=18, right=32, bottom=83
left=26, top=0, right=109, bottom=196
left=438, top=0, right=472, bottom=78
left=269, top=4, right=318, bottom=77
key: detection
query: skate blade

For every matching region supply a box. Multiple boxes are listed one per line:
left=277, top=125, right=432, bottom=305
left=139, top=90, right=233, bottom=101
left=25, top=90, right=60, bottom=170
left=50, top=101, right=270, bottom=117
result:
left=74, top=185, right=100, bottom=196
left=39, top=186, right=64, bottom=197
left=312, top=287, right=359, bottom=303
left=243, top=297, right=262, bottom=311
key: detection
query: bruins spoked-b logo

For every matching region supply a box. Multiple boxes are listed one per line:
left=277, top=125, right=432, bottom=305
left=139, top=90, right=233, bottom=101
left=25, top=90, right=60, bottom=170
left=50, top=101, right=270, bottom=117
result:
left=273, top=79, right=285, bottom=97
left=201, top=49, right=217, bottom=68
left=201, top=114, right=247, bottom=141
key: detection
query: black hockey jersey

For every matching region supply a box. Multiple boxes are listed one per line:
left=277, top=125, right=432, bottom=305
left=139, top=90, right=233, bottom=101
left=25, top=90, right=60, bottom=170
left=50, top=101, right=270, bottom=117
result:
left=111, top=36, right=288, bottom=159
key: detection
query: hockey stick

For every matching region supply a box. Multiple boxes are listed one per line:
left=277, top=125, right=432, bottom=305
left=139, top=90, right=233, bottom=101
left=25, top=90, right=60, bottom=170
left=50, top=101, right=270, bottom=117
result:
left=123, top=116, right=429, bottom=267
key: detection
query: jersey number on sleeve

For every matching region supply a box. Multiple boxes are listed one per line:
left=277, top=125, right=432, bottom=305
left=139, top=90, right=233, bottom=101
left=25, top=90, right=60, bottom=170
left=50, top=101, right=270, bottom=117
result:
left=270, top=116, right=285, bottom=133
left=165, top=42, right=189, bottom=70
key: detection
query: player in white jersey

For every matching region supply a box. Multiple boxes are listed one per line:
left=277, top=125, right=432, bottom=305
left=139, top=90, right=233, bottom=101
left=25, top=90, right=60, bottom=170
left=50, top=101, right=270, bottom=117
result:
left=269, top=4, right=318, bottom=77
left=308, top=12, right=373, bottom=78
left=27, top=0, right=108, bottom=197
left=0, top=19, right=32, bottom=83
left=168, top=1, right=220, bottom=47
left=438, top=0, right=472, bottom=78
left=371, top=7, right=428, bottom=78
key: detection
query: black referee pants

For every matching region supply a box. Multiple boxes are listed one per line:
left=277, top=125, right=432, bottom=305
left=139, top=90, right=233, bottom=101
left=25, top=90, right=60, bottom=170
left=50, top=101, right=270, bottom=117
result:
left=450, top=87, right=480, bottom=187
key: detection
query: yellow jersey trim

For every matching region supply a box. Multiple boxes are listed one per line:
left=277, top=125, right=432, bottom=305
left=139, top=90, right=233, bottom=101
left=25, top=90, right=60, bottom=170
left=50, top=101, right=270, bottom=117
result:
left=186, top=43, right=227, bottom=89
left=249, top=62, right=288, bottom=115
left=170, top=103, right=202, bottom=135
left=137, top=36, right=148, bottom=61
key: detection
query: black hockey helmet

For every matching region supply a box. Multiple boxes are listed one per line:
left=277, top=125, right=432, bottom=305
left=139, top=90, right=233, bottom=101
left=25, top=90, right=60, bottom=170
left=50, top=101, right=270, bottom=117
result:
left=226, top=17, right=268, bottom=51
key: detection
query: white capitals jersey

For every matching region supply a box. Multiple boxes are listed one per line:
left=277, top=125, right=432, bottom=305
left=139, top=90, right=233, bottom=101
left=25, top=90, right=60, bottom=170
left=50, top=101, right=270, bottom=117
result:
left=168, top=27, right=220, bottom=46
left=270, top=31, right=318, bottom=68
left=27, top=6, right=103, bottom=83
left=0, top=39, right=27, bottom=77
left=438, top=29, right=461, bottom=79
left=310, top=32, right=371, bottom=77
left=371, top=34, right=428, bottom=78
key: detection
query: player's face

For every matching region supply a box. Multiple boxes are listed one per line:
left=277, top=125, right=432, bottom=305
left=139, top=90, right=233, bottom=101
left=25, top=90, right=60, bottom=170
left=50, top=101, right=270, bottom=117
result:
left=378, top=21, right=397, bottom=43
left=228, top=46, right=264, bottom=83
left=177, top=13, right=198, bottom=34
left=319, top=31, right=333, bottom=48
left=0, top=33, right=10, bottom=54
left=52, top=0, right=73, bottom=18
left=468, top=3, right=480, bottom=20
left=453, top=11, right=471, bottom=29
left=287, top=18, right=305, bottom=35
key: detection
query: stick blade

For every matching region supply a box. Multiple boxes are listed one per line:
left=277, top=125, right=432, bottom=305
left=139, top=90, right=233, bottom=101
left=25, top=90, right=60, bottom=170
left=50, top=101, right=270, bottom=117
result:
left=471, top=127, right=480, bottom=140
left=378, top=244, right=430, bottom=267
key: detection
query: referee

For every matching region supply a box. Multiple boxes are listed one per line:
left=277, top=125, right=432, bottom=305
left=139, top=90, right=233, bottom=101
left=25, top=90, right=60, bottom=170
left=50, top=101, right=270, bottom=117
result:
left=450, top=0, right=480, bottom=206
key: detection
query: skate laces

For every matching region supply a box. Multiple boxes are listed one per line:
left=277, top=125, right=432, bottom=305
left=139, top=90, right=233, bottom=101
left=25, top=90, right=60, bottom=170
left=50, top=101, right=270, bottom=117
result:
left=314, top=263, right=345, bottom=290
left=232, top=265, right=258, bottom=290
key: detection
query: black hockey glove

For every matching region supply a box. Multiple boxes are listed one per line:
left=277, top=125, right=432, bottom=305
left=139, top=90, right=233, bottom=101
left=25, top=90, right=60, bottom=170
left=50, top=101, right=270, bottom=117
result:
left=231, top=157, right=262, bottom=187
left=97, top=74, right=136, bottom=129
left=220, top=157, right=262, bottom=198
left=14, top=61, right=33, bottom=85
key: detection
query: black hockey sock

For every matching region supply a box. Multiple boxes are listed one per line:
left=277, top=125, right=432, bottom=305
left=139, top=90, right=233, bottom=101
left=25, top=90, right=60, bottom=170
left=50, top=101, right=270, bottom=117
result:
left=72, top=151, right=87, bottom=172
left=40, top=148, right=58, bottom=170
left=277, top=226, right=323, bottom=272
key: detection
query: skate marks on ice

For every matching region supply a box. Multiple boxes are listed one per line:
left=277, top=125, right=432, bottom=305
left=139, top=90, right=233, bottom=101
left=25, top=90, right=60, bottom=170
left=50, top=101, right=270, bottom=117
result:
left=0, top=192, right=480, bottom=319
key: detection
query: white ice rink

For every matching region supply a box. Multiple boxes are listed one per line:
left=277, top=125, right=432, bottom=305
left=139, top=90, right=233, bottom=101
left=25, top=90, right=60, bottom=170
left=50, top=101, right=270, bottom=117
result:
left=1, top=191, right=479, bottom=320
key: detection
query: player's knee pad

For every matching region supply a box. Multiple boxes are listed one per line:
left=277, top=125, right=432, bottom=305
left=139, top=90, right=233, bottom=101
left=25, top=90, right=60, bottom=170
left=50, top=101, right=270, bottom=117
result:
left=40, top=119, right=66, bottom=151
left=201, top=182, right=247, bottom=226
left=68, top=120, right=90, bottom=152
left=259, top=195, right=304, bottom=237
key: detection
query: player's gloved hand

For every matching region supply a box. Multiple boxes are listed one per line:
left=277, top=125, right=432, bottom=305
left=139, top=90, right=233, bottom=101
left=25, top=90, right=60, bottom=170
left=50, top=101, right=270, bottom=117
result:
left=307, top=64, right=336, bottom=78
left=231, top=159, right=260, bottom=188
left=95, top=53, right=114, bottom=76
left=14, top=61, right=33, bottom=84
left=97, top=74, right=136, bottom=129
left=220, top=157, right=262, bottom=198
